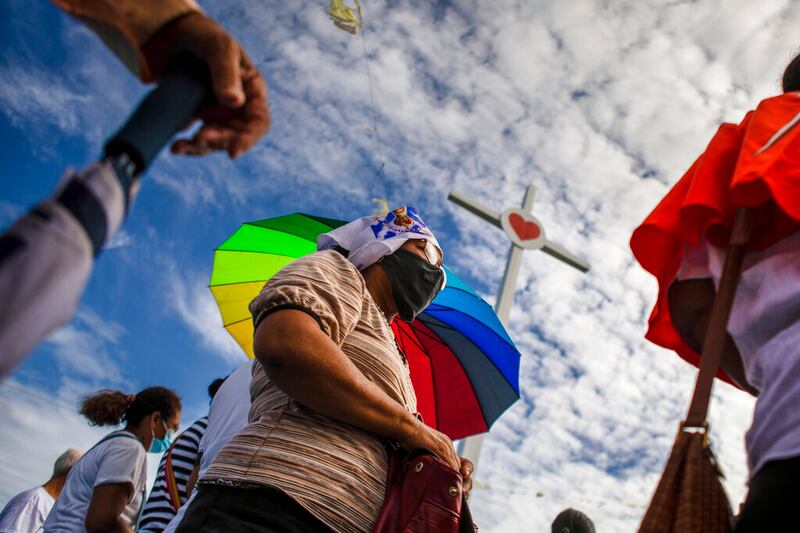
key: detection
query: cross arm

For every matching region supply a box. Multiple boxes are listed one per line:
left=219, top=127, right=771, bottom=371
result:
left=448, top=188, right=590, bottom=273
left=541, top=242, right=590, bottom=272
left=447, top=190, right=502, bottom=229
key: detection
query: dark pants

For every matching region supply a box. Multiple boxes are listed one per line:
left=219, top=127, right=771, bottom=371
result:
left=175, top=484, right=333, bottom=533
left=733, top=456, right=800, bottom=532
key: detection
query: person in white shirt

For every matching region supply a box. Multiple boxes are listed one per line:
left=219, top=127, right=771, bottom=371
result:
left=0, top=449, right=82, bottom=533
left=44, top=387, right=181, bottom=533
left=138, top=377, right=226, bottom=533
left=161, top=360, right=252, bottom=533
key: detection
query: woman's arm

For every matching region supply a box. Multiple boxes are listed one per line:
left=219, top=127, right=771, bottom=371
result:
left=85, top=483, right=134, bottom=533
left=668, top=278, right=758, bottom=395
left=254, top=309, right=460, bottom=471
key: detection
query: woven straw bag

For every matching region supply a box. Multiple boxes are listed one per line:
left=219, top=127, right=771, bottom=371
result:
left=639, top=427, right=732, bottom=532
left=639, top=208, right=753, bottom=533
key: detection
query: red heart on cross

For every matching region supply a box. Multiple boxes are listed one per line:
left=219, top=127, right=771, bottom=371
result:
left=508, top=213, right=541, bottom=241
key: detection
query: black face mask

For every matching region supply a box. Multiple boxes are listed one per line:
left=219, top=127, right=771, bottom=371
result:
left=380, top=248, right=445, bottom=322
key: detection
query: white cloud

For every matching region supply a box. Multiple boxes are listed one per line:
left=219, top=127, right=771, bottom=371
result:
left=163, top=262, right=249, bottom=365
left=44, top=308, right=131, bottom=400
left=0, top=201, right=22, bottom=230
left=0, top=66, right=89, bottom=137
left=0, top=14, right=140, bottom=160
left=0, top=380, right=106, bottom=507
left=150, top=167, right=218, bottom=207
left=105, top=230, right=133, bottom=250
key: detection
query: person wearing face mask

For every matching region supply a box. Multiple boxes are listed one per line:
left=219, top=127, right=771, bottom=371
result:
left=174, top=207, right=472, bottom=533
left=44, top=387, right=182, bottom=533
left=137, top=378, right=226, bottom=533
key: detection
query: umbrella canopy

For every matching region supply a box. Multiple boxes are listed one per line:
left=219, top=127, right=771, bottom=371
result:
left=210, top=213, right=521, bottom=440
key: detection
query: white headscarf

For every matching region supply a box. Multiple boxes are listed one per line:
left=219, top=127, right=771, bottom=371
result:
left=317, top=206, right=443, bottom=270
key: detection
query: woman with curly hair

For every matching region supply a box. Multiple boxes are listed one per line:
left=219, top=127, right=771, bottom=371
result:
left=44, top=387, right=181, bottom=533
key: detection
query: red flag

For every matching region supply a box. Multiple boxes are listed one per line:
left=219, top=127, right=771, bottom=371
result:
left=631, top=93, right=800, bottom=382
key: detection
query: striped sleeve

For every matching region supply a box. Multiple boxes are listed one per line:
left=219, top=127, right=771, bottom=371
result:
left=137, top=417, right=207, bottom=532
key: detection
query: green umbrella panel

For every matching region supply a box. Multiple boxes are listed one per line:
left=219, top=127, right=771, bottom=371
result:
left=210, top=213, right=345, bottom=357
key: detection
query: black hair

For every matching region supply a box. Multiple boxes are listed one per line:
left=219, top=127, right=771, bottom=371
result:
left=208, top=378, right=226, bottom=400
left=782, top=52, right=800, bottom=93
left=551, top=508, right=595, bottom=533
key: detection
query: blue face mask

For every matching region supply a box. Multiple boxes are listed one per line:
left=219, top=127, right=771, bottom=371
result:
left=149, top=419, right=176, bottom=454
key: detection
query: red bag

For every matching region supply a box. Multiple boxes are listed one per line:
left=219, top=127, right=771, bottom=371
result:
left=373, top=446, right=477, bottom=532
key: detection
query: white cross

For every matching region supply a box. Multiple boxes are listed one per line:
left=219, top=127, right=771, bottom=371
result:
left=448, top=185, right=589, bottom=470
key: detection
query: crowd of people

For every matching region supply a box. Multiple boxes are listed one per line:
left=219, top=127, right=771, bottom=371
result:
left=1, top=0, right=800, bottom=532
left=1, top=206, right=476, bottom=533
left=1, top=356, right=594, bottom=533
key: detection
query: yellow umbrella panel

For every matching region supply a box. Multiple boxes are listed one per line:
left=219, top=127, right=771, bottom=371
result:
left=209, top=213, right=347, bottom=357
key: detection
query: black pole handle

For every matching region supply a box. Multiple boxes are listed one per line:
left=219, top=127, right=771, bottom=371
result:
left=104, top=55, right=211, bottom=175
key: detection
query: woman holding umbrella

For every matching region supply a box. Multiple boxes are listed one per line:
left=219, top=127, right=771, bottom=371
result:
left=176, top=207, right=473, bottom=533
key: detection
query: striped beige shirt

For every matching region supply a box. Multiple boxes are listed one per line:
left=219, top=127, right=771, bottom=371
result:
left=203, top=250, right=417, bottom=533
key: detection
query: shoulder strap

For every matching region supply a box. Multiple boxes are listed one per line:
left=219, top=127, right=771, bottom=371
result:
left=163, top=440, right=182, bottom=511
left=88, top=431, right=139, bottom=453
left=684, top=208, right=753, bottom=428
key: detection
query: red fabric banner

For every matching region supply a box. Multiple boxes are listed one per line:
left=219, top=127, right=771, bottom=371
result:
left=631, top=93, right=800, bottom=382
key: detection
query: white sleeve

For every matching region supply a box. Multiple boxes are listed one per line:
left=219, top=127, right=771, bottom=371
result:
left=0, top=162, right=129, bottom=379
left=94, top=441, right=146, bottom=491
left=0, top=201, right=93, bottom=378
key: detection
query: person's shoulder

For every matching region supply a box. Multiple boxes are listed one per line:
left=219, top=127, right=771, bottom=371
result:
left=103, top=432, right=145, bottom=458
left=184, top=416, right=208, bottom=436
left=219, top=361, right=252, bottom=393
left=28, top=486, right=54, bottom=504
left=4, top=486, right=40, bottom=507
left=175, top=417, right=206, bottom=448
left=0, top=487, right=49, bottom=524
left=278, top=250, right=363, bottom=287
left=293, top=249, right=358, bottom=272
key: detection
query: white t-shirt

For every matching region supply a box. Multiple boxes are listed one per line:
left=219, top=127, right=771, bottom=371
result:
left=43, top=431, right=146, bottom=532
left=678, top=228, right=800, bottom=477
left=0, top=486, right=54, bottom=533
left=197, top=360, right=253, bottom=477
left=161, top=361, right=252, bottom=533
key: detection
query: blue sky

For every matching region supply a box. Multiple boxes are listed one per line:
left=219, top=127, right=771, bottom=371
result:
left=2, top=0, right=798, bottom=530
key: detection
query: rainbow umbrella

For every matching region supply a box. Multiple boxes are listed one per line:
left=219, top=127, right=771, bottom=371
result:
left=210, top=213, right=521, bottom=440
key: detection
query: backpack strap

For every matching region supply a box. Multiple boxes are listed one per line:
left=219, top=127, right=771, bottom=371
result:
left=88, top=431, right=139, bottom=453
left=163, top=440, right=182, bottom=512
